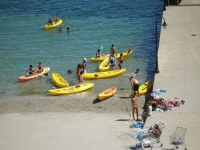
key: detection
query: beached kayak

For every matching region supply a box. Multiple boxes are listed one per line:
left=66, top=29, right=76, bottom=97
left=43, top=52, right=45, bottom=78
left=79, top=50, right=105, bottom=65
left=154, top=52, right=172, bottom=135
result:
left=132, top=80, right=154, bottom=95
left=18, top=67, right=50, bottom=82
left=48, top=83, right=94, bottom=96
left=52, top=73, right=69, bottom=88
left=97, top=87, right=117, bottom=100
left=82, top=69, right=126, bottom=79
left=44, top=19, right=63, bottom=29
left=90, top=49, right=132, bottom=62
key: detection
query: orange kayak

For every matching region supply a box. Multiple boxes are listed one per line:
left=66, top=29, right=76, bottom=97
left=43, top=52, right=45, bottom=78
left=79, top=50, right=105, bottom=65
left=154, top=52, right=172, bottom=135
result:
left=18, top=67, right=50, bottom=82
left=97, top=87, right=117, bottom=100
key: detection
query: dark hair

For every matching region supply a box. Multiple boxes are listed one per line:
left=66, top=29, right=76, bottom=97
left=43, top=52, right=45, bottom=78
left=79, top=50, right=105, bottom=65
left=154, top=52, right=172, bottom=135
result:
left=30, top=65, right=33, bottom=67
left=39, top=62, right=41, bottom=64
left=77, top=64, right=81, bottom=69
left=67, top=27, right=69, bottom=30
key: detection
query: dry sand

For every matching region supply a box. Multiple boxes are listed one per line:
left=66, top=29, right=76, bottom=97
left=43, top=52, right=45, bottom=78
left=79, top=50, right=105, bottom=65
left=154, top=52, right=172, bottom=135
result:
left=0, top=94, right=146, bottom=150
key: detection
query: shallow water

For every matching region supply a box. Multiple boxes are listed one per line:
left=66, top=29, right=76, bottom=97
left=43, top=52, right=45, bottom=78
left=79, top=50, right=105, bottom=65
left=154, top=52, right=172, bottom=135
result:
left=0, top=0, right=164, bottom=98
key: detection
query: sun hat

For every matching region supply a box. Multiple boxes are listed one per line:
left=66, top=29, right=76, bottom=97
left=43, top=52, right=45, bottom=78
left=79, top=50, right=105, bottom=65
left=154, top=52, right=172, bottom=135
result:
left=83, top=58, right=87, bottom=61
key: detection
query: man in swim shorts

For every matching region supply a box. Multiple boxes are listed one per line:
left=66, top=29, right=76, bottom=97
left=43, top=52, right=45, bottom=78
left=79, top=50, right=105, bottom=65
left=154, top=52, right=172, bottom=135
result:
left=129, top=76, right=140, bottom=97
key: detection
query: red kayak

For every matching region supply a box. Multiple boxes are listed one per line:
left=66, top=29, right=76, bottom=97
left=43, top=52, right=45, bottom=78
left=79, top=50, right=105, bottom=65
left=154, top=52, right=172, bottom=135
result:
left=18, top=67, right=50, bottom=82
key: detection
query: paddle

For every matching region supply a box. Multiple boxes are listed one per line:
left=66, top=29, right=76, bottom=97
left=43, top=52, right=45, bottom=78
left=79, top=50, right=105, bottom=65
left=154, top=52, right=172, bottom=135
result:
left=19, top=65, right=27, bottom=70
left=19, top=65, right=48, bottom=76
left=87, top=70, right=98, bottom=76
left=47, top=79, right=56, bottom=89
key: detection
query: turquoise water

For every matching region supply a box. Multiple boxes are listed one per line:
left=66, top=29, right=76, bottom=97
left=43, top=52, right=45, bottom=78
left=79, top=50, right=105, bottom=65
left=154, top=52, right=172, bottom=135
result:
left=0, top=0, right=164, bottom=98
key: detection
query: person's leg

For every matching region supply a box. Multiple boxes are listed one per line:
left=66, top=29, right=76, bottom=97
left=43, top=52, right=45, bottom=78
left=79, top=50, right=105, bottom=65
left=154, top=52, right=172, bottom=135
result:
left=142, top=112, right=147, bottom=121
left=132, top=107, right=135, bottom=120
left=136, top=106, right=139, bottom=120
left=137, top=90, right=140, bottom=97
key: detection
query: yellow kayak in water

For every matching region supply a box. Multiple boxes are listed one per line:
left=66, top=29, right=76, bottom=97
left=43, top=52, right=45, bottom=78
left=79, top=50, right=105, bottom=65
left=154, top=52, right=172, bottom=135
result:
left=98, top=57, right=110, bottom=72
left=48, top=83, right=94, bottom=96
left=51, top=73, right=69, bottom=88
left=82, top=69, right=126, bottom=79
left=90, top=49, right=132, bottom=62
left=44, top=19, right=63, bottom=29
left=98, top=49, right=132, bottom=72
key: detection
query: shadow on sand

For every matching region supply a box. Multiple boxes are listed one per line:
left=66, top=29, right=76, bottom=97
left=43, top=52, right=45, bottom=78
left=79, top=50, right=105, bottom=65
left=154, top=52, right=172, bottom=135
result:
left=92, top=98, right=103, bottom=104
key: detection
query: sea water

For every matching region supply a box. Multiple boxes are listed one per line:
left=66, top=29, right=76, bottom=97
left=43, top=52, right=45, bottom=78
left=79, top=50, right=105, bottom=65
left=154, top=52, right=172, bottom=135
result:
left=0, top=0, right=164, bottom=98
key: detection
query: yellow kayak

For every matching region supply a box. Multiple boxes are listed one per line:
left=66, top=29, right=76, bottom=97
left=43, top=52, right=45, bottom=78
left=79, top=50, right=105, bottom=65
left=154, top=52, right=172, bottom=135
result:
left=44, top=19, right=63, bottom=29
left=51, top=73, right=69, bottom=88
left=98, top=49, right=132, bottom=72
left=99, top=57, right=110, bottom=72
left=90, top=55, right=109, bottom=61
left=82, top=69, right=126, bottom=79
left=98, top=87, right=117, bottom=100
left=90, top=49, right=132, bottom=62
left=48, top=83, right=94, bottom=96
left=132, top=80, right=154, bottom=95
left=115, top=49, right=132, bottom=58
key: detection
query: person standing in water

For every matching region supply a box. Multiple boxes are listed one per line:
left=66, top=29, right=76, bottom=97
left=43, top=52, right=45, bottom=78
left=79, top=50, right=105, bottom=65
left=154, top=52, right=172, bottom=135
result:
left=110, top=44, right=116, bottom=55
left=82, top=58, right=88, bottom=74
left=76, top=64, right=83, bottom=85
left=118, top=53, right=123, bottom=69
left=67, top=27, right=72, bottom=32
left=109, top=53, right=116, bottom=68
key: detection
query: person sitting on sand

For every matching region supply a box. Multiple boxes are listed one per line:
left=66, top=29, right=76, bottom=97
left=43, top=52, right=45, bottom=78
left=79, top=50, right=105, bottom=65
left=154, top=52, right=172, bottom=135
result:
left=35, top=62, right=44, bottom=74
left=25, top=65, right=35, bottom=77
left=55, top=15, right=59, bottom=23
left=131, top=94, right=139, bottom=121
left=142, top=101, right=153, bottom=122
left=48, top=18, right=53, bottom=25
left=129, top=76, right=140, bottom=97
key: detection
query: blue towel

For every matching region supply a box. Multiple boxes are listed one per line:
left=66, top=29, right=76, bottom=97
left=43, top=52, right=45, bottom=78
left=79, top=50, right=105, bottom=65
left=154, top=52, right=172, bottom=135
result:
left=160, top=89, right=166, bottom=92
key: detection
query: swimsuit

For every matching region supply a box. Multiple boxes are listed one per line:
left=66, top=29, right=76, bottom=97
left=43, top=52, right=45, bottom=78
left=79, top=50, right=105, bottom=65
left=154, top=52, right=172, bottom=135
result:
left=133, top=83, right=140, bottom=91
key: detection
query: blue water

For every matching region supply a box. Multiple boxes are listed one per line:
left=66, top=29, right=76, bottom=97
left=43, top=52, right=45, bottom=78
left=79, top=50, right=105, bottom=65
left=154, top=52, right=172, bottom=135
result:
left=0, top=0, right=164, bottom=98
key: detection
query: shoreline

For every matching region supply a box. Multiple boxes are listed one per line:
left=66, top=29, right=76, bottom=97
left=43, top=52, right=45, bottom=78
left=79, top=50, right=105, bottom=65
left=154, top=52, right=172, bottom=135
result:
left=0, top=94, right=145, bottom=115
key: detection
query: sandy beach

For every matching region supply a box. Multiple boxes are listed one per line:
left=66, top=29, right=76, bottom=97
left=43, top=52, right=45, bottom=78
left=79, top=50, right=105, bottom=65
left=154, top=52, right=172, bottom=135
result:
left=0, top=94, right=146, bottom=150
left=1, top=0, right=200, bottom=150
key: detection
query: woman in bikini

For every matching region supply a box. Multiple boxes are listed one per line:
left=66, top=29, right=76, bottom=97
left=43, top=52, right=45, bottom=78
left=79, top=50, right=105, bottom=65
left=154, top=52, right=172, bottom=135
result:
left=76, top=64, right=83, bottom=85
left=35, top=62, right=44, bottom=74
left=131, top=94, right=139, bottom=121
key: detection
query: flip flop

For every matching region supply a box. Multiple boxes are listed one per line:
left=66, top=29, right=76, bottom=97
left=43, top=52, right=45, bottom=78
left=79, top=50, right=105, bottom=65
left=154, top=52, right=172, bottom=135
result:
left=181, top=100, right=185, bottom=105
